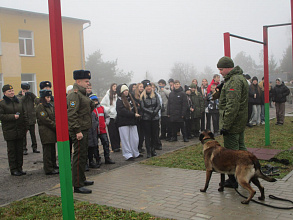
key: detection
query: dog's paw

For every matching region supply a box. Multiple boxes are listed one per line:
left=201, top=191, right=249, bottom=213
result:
left=241, top=200, right=250, bottom=204
left=258, top=196, right=265, bottom=201
left=200, top=188, right=207, bottom=192
left=218, top=187, right=224, bottom=192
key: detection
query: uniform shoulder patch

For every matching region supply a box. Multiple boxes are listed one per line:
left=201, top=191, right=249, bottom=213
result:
left=40, top=111, right=46, bottom=116
left=70, top=101, right=76, bottom=108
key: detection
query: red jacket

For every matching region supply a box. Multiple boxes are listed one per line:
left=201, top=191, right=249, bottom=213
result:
left=207, top=79, right=219, bottom=95
left=93, top=105, right=107, bottom=134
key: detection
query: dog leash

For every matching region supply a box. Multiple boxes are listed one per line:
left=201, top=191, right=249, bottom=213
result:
left=234, top=188, right=293, bottom=209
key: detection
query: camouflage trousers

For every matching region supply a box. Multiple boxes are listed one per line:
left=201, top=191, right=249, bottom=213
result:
left=223, top=131, right=247, bottom=151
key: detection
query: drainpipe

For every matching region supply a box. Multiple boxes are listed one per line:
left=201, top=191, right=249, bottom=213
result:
left=80, top=21, right=91, bottom=69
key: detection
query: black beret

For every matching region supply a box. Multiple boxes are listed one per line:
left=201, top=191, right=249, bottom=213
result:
left=158, top=79, right=167, bottom=85
left=2, top=84, right=13, bottom=93
left=21, top=83, right=30, bottom=90
left=40, top=81, right=52, bottom=89
left=141, top=80, right=151, bottom=88
left=73, top=70, right=91, bottom=80
left=217, top=56, right=234, bottom=68
left=39, top=89, right=52, bottom=98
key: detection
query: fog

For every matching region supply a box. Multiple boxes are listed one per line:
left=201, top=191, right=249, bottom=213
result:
left=1, top=0, right=291, bottom=83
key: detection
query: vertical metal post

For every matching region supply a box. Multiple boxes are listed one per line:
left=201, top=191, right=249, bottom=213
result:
left=223, top=32, right=231, bottom=57
left=48, top=0, right=75, bottom=219
left=263, top=26, right=270, bottom=146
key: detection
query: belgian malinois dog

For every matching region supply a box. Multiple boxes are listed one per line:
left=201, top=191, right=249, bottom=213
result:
left=199, top=130, right=277, bottom=204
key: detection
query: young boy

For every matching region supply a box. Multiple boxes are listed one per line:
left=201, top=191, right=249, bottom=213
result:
left=184, top=85, right=192, bottom=140
left=90, top=94, right=115, bottom=165
left=167, top=80, right=188, bottom=142
left=206, top=84, right=219, bottom=135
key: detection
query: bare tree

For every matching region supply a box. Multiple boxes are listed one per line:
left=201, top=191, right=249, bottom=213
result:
left=169, top=62, right=198, bottom=86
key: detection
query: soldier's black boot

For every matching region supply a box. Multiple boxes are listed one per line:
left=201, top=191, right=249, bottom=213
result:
left=89, top=159, right=100, bottom=168
left=105, top=157, right=115, bottom=164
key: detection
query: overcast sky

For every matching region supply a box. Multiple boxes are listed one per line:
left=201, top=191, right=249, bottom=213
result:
left=1, top=0, right=291, bottom=82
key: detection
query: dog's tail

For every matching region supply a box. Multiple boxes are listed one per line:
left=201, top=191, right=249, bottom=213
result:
left=254, top=160, right=277, bottom=182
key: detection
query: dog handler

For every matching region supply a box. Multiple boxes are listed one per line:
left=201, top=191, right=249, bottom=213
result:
left=217, top=56, right=249, bottom=188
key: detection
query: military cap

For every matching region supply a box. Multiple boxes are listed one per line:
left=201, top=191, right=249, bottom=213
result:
left=2, top=84, right=13, bottom=93
left=39, top=89, right=52, bottom=98
left=40, top=81, right=52, bottom=89
left=217, top=56, right=234, bottom=68
left=141, top=79, right=151, bottom=88
left=73, top=70, right=91, bottom=80
left=21, top=83, right=30, bottom=90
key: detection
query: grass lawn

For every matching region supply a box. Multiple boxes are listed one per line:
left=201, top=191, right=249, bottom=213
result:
left=0, top=194, right=167, bottom=220
left=141, top=116, right=293, bottom=179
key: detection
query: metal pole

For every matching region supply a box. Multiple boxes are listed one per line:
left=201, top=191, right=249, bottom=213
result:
left=48, top=0, right=75, bottom=219
left=263, top=26, right=270, bottom=146
left=223, top=32, right=231, bottom=57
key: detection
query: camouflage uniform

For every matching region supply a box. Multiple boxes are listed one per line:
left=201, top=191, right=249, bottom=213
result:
left=219, top=66, right=249, bottom=150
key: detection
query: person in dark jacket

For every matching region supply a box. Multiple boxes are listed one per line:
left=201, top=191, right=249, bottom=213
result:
left=140, top=80, right=161, bottom=158
left=184, top=85, right=192, bottom=140
left=248, top=77, right=262, bottom=126
left=206, top=84, right=219, bottom=135
left=34, top=81, right=54, bottom=106
left=0, top=84, right=28, bottom=176
left=272, top=78, right=290, bottom=125
left=116, top=84, right=141, bottom=160
left=17, top=83, right=39, bottom=155
left=87, top=110, right=100, bottom=169
left=167, top=80, right=188, bottom=142
left=129, top=83, right=137, bottom=96
left=36, top=89, right=59, bottom=175
left=190, top=83, right=204, bottom=137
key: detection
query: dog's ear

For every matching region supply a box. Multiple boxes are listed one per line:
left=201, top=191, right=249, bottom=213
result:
left=199, top=133, right=205, bottom=142
left=208, top=131, right=214, bottom=139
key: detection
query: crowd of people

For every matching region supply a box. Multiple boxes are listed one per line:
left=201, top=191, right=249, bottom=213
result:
left=0, top=56, right=291, bottom=194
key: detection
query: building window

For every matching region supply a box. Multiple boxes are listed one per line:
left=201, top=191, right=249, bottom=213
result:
left=0, top=74, right=3, bottom=98
left=21, top=74, right=37, bottom=94
left=19, top=30, right=34, bottom=56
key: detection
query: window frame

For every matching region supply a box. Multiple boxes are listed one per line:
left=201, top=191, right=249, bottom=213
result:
left=19, top=30, right=35, bottom=57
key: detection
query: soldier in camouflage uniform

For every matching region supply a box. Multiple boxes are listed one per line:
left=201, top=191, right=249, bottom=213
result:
left=67, top=70, right=95, bottom=194
left=217, top=56, right=249, bottom=188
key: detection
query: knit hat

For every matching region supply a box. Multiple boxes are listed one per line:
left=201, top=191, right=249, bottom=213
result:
left=21, top=83, right=30, bottom=90
left=252, top=76, right=258, bottom=82
left=141, top=79, right=151, bottom=88
left=89, top=94, right=99, bottom=101
left=66, top=85, right=73, bottom=93
left=39, top=89, right=52, bottom=98
left=276, top=78, right=282, bottom=82
left=158, top=79, right=167, bottom=85
left=190, top=83, right=197, bottom=89
left=184, top=85, right=191, bottom=92
left=73, top=70, right=91, bottom=80
left=40, top=81, right=52, bottom=89
left=2, top=84, right=13, bottom=93
left=217, top=56, right=234, bottom=68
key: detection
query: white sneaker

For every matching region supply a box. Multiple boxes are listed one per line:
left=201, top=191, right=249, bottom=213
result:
left=261, top=121, right=265, bottom=125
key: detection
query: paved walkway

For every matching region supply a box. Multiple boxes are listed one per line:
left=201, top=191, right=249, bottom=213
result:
left=48, top=163, right=293, bottom=220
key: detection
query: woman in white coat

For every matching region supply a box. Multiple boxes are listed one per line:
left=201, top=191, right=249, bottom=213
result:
left=100, top=83, right=121, bottom=152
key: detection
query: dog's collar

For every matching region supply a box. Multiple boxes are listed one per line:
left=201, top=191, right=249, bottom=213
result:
left=201, top=137, right=215, bottom=144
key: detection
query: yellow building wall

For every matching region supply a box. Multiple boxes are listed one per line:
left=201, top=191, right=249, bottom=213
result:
left=0, top=9, right=86, bottom=94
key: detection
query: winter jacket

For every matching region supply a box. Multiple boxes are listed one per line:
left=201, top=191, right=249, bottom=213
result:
left=185, top=95, right=193, bottom=120
left=207, top=92, right=219, bottom=114
left=140, top=92, right=161, bottom=121
left=0, top=96, right=28, bottom=141
left=207, top=79, right=220, bottom=95
left=16, top=91, right=37, bottom=125
left=88, top=112, right=99, bottom=147
left=158, top=86, right=171, bottom=117
left=93, top=104, right=110, bottom=134
left=167, top=87, right=188, bottom=122
left=67, top=83, right=95, bottom=133
left=36, top=102, right=56, bottom=144
left=190, top=91, right=204, bottom=118
left=219, top=66, right=249, bottom=134
left=100, top=89, right=118, bottom=119
left=116, top=96, right=137, bottom=127
left=249, top=84, right=262, bottom=105
left=272, top=83, right=290, bottom=103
